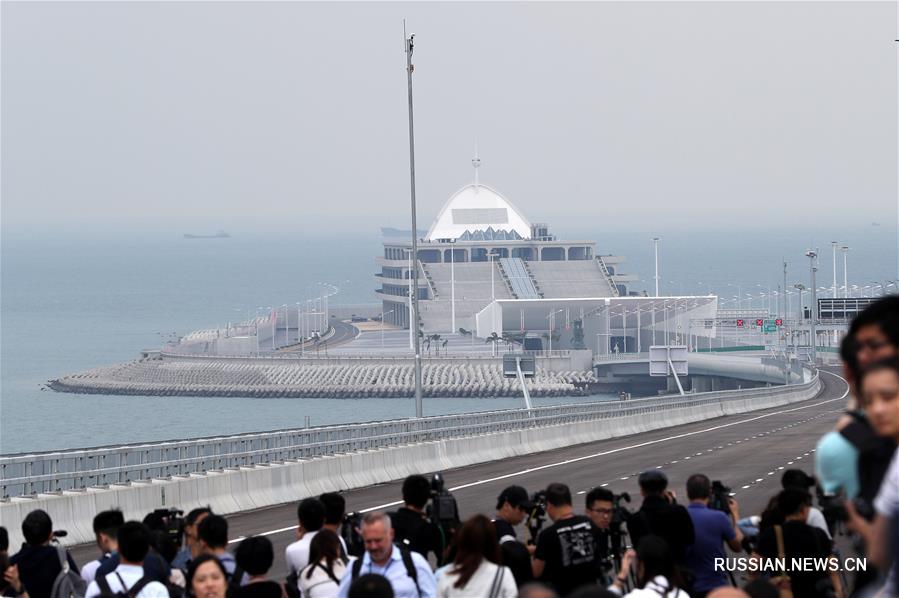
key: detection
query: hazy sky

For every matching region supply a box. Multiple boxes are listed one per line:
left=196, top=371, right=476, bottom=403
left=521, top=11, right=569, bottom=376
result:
left=2, top=1, right=896, bottom=237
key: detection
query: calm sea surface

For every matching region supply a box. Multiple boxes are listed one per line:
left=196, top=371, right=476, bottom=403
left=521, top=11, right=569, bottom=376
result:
left=2, top=227, right=894, bottom=453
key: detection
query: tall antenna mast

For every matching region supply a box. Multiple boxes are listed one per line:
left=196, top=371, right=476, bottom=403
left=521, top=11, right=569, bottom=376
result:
left=472, top=142, right=481, bottom=191
left=404, top=22, right=424, bottom=417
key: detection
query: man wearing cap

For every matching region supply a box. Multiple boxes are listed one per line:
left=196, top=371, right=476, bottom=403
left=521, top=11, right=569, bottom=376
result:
left=627, top=470, right=695, bottom=565
left=494, top=485, right=534, bottom=587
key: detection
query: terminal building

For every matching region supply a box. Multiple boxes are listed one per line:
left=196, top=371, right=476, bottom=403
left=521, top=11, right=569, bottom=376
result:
left=376, top=169, right=639, bottom=334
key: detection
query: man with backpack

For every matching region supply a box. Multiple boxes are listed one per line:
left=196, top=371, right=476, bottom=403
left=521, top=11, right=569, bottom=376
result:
left=389, top=476, right=444, bottom=565
left=85, top=521, right=169, bottom=598
left=336, top=511, right=436, bottom=598
left=82, top=511, right=126, bottom=584
left=8, top=509, right=81, bottom=598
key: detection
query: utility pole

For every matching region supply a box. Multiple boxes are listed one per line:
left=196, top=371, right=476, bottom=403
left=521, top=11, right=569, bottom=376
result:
left=405, top=25, right=423, bottom=417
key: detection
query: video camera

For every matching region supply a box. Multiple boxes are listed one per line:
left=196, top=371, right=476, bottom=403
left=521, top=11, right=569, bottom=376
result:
left=598, top=492, right=632, bottom=573
left=143, top=508, right=185, bottom=549
left=525, top=490, right=548, bottom=545
left=427, top=473, right=460, bottom=530
left=815, top=485, right=873, bottom=536
left=340, top=511, right=365, bottom=558
left=710, top=481, right=734, bottom=517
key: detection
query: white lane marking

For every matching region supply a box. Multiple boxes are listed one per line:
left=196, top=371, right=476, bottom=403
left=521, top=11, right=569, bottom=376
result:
left=234, top=373, right=849, bottom=543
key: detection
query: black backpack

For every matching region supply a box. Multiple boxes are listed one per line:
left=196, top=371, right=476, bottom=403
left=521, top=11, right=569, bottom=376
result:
left=95, top=573, right=153, bottom=598
left=351, top=546, right=420, bottom=597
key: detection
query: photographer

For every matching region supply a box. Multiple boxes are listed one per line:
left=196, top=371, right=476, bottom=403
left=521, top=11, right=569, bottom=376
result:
left=627, top=471, right=695, bottom=566
left=753, top=488, right=838, bottom=598
left=389, top=475, right=444, bottom=564
left=493, top=485, right=534, bottom=587
left=8, top=509, right=80, bottom=598
left=585, top=487, right=625, bottom=584
left=532, top=483, right=602, bottom=596
left=683, top=474, right=742, bottom=598
left=172, top=507, right=212, bottom=572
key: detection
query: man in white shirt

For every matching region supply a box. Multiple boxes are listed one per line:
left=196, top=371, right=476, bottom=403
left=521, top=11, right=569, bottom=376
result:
left=285, top=498, right=327, bottom=576
left=85, top=521, right=169, bottom=598
left=81, top=510, right=124, bottom=584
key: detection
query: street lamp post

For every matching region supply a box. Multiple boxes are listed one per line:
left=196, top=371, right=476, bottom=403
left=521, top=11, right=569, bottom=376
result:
left=404, top=28, right=423, bottom=417
left=450, top=239, right=456, bottom=333
left=841, top=246, right=850, bottom=298
left=831, top=241, right=839, bottom=299
left=296, top=302, right=304, bottom=355
left=805, top=251, right=818, bottom=362
left=652, top=237, right=660, bottom=297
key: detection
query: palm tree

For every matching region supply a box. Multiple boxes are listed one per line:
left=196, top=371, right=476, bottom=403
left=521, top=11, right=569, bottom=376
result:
left=429, top=334, right=442, bottom=356
left=486, top=332, right=502, bottom=356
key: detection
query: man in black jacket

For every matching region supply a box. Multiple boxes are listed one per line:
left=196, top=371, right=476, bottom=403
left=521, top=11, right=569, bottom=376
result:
left=626, top=470, right=695, bottom=564
left=493, top=485, right=534, bottom=587
left=389, top=475, right=444, bottom=564
left=8, top=510, right=79, bottom=598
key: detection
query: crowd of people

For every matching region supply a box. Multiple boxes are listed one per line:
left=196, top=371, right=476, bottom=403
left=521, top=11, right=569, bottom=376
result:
left=1, top=295, right=898, bottom=598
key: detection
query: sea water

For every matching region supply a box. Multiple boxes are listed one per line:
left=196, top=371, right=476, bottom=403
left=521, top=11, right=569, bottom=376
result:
left=1, top=227, right=894, bottom=453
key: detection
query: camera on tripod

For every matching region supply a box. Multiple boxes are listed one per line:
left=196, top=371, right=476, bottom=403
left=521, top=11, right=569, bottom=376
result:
left=525, top=490, right=548, bottom=544
left=340, top=511, right=365, bottom=557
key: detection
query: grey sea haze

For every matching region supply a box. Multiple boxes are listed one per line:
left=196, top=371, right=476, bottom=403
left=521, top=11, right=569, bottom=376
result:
left=1, top=226, right=895, bottom=454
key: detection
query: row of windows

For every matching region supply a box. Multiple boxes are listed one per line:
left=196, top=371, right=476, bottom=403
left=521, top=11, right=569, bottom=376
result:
left=383, top=246, right=594, bottom=263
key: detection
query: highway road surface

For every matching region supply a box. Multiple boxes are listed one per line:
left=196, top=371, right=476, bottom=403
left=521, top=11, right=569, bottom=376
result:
left=68, top=368, right=849, bottom=579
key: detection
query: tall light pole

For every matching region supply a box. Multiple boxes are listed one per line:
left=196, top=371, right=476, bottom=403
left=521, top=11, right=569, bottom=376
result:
left=405, top=26, right=423, bottom=417
left=296, top=302, right=304, bottom=355
left=488, top=250, right=500, bottom=301
left=652, top=237, right=660, bottom=297
left=831, top=242, right=839, bottom=298
left=841, top=246, right=850, bottom=299
left=450, top=239, right=456, bottom=334
left=783, top=261, right=788, bottom=318
left=407, top=249, right=413, bottom=350
left=805, top=251, right=817, bottom=362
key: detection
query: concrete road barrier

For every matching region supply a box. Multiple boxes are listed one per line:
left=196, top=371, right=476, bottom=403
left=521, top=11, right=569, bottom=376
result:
left=0, top=377, right=821, bottom=548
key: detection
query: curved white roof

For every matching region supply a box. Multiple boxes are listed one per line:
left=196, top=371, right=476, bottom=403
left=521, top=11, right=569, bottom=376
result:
left=425, top=184, right=532, bottom=241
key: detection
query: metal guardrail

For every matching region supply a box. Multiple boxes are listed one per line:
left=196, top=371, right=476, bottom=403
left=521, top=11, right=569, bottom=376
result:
left=594, top=352, right=649, bottom=362
left=1, top=374, right=819, bottom=498
left=161, top=350, right=576, bottom=361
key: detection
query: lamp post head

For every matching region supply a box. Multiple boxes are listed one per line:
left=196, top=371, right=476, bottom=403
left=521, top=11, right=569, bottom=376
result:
left=805, top=250, right=817, bottom=259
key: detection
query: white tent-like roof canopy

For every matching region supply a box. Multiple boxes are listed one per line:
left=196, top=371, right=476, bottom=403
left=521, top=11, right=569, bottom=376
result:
left=425, top=184, right=532, bottom=241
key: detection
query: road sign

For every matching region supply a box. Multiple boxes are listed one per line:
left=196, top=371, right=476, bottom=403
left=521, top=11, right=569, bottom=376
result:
left=503, top=354, right=536, bottom=378
left=649, top=345, right=688, bottom=377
